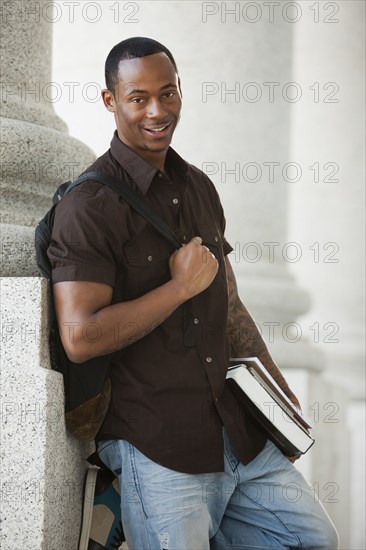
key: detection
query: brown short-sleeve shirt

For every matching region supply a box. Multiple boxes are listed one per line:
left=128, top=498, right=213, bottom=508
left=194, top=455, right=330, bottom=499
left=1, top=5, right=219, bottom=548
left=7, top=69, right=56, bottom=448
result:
left=48, top=132, right=266, bottom=473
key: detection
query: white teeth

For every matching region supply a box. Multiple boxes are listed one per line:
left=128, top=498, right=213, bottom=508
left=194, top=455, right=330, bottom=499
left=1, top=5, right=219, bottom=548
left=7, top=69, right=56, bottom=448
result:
left=149, top=125, right=168, bottom=132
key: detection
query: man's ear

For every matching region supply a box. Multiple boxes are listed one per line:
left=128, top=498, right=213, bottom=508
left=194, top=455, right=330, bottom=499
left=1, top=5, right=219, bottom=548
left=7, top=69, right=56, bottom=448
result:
left=102, top=89, right=116, bottom=112
left=178, top=77, right=183, bottom=99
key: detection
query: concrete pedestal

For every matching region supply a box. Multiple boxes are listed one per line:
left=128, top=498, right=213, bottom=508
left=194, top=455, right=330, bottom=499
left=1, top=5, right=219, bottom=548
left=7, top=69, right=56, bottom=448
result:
left=0, top=278, right=92, bottom=549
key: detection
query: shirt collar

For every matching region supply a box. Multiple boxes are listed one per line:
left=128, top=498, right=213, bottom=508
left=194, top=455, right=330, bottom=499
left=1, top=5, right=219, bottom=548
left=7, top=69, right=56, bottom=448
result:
left=110, top=131, right=189, bottom=194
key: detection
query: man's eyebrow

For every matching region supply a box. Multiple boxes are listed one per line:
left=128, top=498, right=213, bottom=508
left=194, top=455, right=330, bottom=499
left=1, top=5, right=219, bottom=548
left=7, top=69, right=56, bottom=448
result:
left=160, top=83, right=178, bottom=90
left=125, top=83, right=178, bottom=96
left=125, top=87, right=146, bottom=96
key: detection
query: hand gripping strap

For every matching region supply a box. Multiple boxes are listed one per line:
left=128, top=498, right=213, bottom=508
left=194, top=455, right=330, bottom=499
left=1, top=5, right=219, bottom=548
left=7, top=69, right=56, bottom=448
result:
left=64, top=171, right=195, bottom=347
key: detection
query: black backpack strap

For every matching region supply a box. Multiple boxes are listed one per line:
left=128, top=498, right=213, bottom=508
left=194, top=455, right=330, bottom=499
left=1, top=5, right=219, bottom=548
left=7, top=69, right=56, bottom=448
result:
left=64, top=171, right=181, bottom=251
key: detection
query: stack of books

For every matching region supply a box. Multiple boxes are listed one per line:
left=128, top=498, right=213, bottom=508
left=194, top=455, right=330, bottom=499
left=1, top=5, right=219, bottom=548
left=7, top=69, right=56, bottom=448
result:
left=226, top=357, right=315, bottom=456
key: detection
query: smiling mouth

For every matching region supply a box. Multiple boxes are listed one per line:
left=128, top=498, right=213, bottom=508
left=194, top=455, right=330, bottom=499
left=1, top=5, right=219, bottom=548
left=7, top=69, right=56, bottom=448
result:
left=143, top=122, right=172, bottom=137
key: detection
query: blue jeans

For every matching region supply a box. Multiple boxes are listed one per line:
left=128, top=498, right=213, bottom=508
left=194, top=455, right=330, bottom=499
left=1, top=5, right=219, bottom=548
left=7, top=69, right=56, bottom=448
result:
left=97, top=431, right=339, bottom=550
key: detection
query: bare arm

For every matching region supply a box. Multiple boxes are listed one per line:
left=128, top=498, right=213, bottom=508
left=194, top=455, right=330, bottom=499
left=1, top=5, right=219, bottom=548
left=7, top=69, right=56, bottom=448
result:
left=225, top=256, right=301, bottom=409
left=54, top=237, right=218, bottom=363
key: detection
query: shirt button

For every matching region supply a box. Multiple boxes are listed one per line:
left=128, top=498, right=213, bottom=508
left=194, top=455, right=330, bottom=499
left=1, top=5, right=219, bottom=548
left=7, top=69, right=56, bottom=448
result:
left=206, top=356, right=213, bottom=363
left=158, top=172, right=163, bottom=178
left=147, top=255, right=153, bottom=262
left=215, top=397, right=219, bottom=403
left=172, top=198, right=179, bottom=205
left=214, top=236, right=219, bottom=242
left=193, top=318, right=199, bottom=325
left=182, top=234, right=187, bottom=241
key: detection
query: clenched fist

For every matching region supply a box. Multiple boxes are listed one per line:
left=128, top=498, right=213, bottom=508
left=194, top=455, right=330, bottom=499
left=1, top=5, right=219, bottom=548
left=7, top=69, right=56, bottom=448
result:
left=169, top=236, right=219, bottom=300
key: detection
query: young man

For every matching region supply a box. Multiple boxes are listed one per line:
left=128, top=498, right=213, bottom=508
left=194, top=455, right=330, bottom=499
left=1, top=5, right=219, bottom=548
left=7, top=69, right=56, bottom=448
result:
left=48, top=37, right=339, bottom=549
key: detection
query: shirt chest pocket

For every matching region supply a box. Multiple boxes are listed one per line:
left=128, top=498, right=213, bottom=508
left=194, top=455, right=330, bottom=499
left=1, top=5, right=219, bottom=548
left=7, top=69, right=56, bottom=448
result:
left=123, top=239, right=172, bottom=298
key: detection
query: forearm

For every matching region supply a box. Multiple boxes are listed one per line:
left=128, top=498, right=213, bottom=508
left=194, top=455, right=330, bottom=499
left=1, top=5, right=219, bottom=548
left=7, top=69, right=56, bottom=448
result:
left=59, top=279, right=187, bottom=363
left=228, top=303, right=299, bottom=405
left=225, top=257, right=300, bottom=406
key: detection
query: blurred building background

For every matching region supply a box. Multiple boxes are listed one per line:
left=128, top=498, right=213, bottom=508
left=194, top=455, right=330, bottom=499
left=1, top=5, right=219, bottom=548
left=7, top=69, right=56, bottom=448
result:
left=1, top=1, right=364, bottom=548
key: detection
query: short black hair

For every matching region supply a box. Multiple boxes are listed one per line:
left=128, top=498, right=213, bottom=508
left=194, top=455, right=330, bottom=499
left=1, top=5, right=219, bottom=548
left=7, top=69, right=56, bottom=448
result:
left=105, top=37, right=178, bottom=95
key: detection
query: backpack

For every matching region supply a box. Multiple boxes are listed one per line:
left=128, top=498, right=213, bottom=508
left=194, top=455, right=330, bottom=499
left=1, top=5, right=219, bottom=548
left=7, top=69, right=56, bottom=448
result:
left=35, top=171, right=181, bottom=441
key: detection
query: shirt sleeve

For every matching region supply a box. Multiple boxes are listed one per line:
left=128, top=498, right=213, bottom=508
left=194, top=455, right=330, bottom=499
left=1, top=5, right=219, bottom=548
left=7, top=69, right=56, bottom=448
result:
left=47, top=184, right=120, bottom=287
left=202, top=172, right=233, bottom=256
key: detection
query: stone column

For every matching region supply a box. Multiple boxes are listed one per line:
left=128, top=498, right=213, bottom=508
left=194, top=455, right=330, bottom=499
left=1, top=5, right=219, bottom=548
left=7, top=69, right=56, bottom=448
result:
left=0, top=0, right=94, bottom=276
left=288, top=2, right=365, bottom=544
left=0, top=3, right=95, bottom=548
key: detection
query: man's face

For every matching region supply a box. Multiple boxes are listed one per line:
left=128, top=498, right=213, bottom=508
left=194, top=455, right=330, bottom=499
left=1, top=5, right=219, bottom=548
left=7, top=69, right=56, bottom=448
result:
left=103, top=53, right=182, bottom=160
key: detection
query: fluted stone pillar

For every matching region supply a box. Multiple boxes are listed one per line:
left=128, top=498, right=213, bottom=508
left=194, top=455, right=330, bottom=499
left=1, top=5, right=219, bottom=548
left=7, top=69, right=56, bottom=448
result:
left=289, top=2, right=365, bottom=545
left=1, top=3, right=95, bottom=548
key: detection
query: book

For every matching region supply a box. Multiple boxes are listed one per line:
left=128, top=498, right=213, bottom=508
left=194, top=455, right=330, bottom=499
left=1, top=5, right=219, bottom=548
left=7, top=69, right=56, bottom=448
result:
left=226, top=357, right=315, bottom=456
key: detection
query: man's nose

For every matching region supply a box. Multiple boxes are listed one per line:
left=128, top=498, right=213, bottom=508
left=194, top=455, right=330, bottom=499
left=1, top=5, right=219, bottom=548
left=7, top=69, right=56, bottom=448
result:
left=146, top=99, right=166, bottom=118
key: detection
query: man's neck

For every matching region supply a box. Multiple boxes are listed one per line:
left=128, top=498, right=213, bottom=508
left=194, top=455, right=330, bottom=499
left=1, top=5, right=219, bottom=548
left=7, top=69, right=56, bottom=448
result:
left=116, top=132, right=167, bottom=172
left=140, top=150, right=166, bottom=172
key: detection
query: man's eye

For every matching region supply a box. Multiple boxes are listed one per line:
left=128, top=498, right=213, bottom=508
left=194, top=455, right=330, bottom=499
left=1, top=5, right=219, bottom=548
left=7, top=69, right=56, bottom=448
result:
left=164, top=92, right=175, bottom=98
left=131, top=97, right=145, bottom=104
